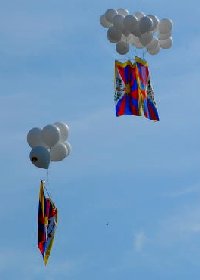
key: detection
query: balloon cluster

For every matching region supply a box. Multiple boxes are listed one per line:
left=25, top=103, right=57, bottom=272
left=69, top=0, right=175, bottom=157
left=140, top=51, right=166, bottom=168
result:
left=27, top=122, right=71, bottom=169
left=100, top=8, right=173, bottom=55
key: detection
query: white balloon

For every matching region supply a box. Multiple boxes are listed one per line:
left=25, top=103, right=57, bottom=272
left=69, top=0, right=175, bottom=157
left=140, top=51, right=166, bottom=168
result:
left=147, top=43, right=160, bottom=55
left=105, top=9, right=118, bottom=23
left=132, top=35, right=144, bottom=49
left=126, top=34, right=135, bottom=44
left=158, top=32, right=171, bottom=40
left=160, top=37, right=173, bottom=49
left=146, top=38, right=159, bottom=50
left=50, top=142, right=68, bottom=162
left=123, top=15, right=138, bottom=33
left=116, top=41, right=129, bottom=55
left=147, top=15, right=160, bottom=31
left=29, top=146, right=50, bottom=169
left=54, top=121, right=69, bottom=142
left=139, top=32, right=153, bottom=46
left=139, top=16, right=153, bottom=34
left=107, top=26, right=122, bottom=43
left=158, top=18, right=173, bottom=34
left=122, top=27, right=130, bottom=37
left=100, top=15, right=112, bottom=28
left=64, top=142, right=71, bottom=157
left=121, top=34, right=128, bottom=43
left=134, top=11, right=145, bottom=20
left=117, top=8, right=129, bottom=16
left=113, top=14, right=125, bottom=31
left=27, top=127, right=44, bottom=148
left=41, top=124, right=60, bottom=148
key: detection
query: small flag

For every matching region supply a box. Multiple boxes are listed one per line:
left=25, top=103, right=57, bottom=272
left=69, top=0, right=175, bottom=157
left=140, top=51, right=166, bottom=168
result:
left=38, top=181, right=58, bottom=265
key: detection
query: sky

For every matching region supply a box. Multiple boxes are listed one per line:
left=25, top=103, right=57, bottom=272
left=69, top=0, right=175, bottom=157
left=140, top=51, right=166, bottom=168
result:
left=0, top=0, right=200, bottom=279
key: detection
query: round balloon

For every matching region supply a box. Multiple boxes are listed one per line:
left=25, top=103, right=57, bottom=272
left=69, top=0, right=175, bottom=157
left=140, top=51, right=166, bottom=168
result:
left=116, top=41, right=129, bottom=55
left=41, top=124, right=60, bottom=148
left=117, top=8, right=129, bottom=17
left=50, top=142, right=68, bottom=162
left=107, top=26, right=122, bottom=43
left=134, top=11, right=145, bottom=20
left=139, top=32, right=153, bottom=46
left=158, top=18, right=173, bottom=34
left=160, top=37, right=173, bottom=49
left=113, top=14, right=125, bottom=31
left=27, top=127, right=45, bottom=148
left=158, top=32, right=171, bottom=40
left=105, top=9, right=118, bottom=23
left=147, top=43, right=160, bottom=55
left=64, top=142, right=72, bottom=157
left=146, top=38, right=159, bottom=50
left=100, top=15, right=112, bottom=28
left=29, top=146, right=50, bottom=169
left=123, top=15, right=138, bottom=33
left=54, top=121, right=69, bottom=142
left=147, top=15, right=160, bottom=31
left=132, top=35, right=144, bottom=49
left=139, top=16, right=153, bottom=34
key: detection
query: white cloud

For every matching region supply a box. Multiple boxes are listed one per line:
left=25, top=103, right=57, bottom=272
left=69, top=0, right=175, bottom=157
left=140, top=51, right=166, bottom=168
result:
left=133, top=231, right=148, bottom=253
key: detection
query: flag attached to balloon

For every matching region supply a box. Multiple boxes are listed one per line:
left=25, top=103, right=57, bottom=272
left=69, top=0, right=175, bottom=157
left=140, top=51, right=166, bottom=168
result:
left=115, top=56, right=159, bottom=121
left=38, top=180, right=58, bottom=265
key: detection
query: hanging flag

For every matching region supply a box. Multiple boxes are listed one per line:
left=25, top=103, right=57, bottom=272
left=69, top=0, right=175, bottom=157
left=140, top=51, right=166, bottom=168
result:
left=38, top=181, right=58, bottom=265
left=114, top=56, right=159, bottom=121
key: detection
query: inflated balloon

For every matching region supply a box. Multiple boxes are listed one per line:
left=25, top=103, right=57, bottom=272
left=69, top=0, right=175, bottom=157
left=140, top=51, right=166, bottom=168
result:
left=148, top=43, right=160, bottom=55
left=126, top=34, right=135, bottom=44
left=29, top=146, right=50, bottom=169
left=132, top=35, right=144, bottom=49
left=160, top=37, right=172, bottom=49
left=117, top=8, right=129, bottom=16
left=100, top=8, right=173, bottom=56
left=147, top=15, right=159, bottom=31
left=139, top=32, right=153, bottom=46
left=64, top=142, right=72, bottom=157
left=158, top=18, right=173, bottom=34
left=122, top=27, right=130, bottom=37
left=146, top=38, right=159, bottom=50
left=100, top=15, right=112, bottom=28
left=27, top=127, right=44, bottom=148
left=113, top=15, right=125, bottom=31
left=41, top=124, right=60, bottom=148
left=107, top=26, right=122, bottom=43
left=50, top=143, right=68, bottom=162
left=105, top=9, right=118, bottom=23
left=139, top=16, right=153, bottom=34
left=123, top=15, right=138, bottom=33
left=54, top=122, right=69, bottom=142
left=116, top=41, right=129, bottom=55
left=134, top=11, right=145, bottom=20
left=158, top=32, right=171, bottom=40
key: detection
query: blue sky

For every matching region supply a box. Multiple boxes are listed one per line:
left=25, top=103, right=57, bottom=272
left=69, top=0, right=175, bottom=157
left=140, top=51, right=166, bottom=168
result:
left=0, top=0, right=200, bottom=279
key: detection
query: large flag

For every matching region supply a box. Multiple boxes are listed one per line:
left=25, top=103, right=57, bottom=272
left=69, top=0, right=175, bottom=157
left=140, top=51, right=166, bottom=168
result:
left=38, top=181, right=58, bottom=265
left=114, top=56, right=159, bottom=121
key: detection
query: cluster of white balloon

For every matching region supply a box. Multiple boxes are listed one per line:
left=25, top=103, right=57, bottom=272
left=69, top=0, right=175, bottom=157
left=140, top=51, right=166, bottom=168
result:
left=100, top=8, right=173, bottom=55
left=27, top=122, right=71, bottom=169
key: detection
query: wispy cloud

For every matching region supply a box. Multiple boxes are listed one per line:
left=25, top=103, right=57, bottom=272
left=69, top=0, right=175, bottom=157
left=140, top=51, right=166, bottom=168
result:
left=133, top=231, right=148, bottom=253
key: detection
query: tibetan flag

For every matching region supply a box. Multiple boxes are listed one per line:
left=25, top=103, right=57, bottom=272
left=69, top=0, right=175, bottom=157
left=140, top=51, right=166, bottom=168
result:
left=135, top=57, right=159, bottom=121
left=115, top=60, right=141, bottom=117
left=38, top=181, right=58, bottom=265
left=114, top=57, right=159, bottom=121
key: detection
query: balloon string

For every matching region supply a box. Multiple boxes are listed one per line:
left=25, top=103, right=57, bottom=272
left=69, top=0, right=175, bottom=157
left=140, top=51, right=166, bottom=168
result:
left=46, top=168, right=49, bottom=187
left=43, top=173, right=53, bottom=202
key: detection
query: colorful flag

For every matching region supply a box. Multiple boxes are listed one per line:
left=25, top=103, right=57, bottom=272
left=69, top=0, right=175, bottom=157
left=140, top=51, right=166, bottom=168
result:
left=38, top=181, right=58, bottom=265
left=114, top=56, right=159, bottom=121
